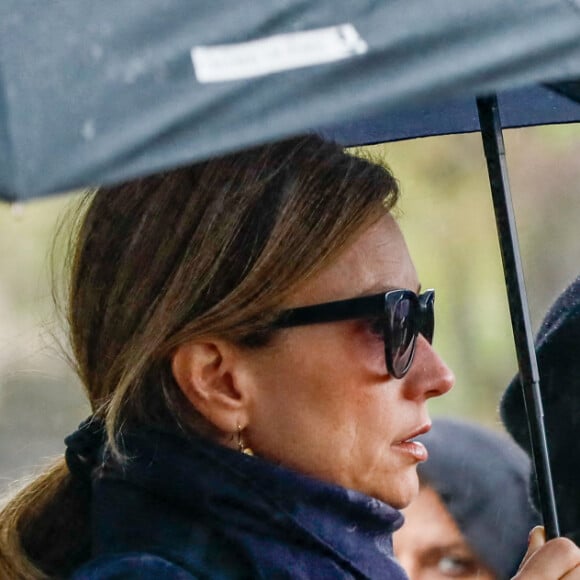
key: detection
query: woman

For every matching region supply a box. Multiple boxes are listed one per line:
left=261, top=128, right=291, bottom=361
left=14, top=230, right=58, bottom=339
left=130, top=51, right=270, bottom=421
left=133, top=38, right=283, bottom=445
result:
left=0, top=136, right=578, bottom=579
left=394, top=418, right=540, bottom=579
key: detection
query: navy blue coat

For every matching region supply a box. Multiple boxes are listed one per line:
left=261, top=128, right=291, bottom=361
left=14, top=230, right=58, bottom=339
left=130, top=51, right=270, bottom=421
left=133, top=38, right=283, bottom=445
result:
left=69, top=427, right=407, bottom=579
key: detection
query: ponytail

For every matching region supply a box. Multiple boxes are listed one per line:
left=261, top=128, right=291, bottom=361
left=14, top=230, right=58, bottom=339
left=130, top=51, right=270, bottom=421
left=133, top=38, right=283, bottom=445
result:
left=0, top=457, right=91, bottom=579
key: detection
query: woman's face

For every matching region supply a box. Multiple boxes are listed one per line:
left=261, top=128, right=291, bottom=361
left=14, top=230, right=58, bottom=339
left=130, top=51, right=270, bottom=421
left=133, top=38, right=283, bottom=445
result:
left=239, top=214, right=454, bottom=508
left=394, top=485, right=495, bottom=579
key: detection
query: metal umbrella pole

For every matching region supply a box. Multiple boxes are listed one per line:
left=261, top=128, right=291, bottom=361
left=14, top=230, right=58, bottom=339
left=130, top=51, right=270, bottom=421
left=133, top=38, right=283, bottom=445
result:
left=476, top=95, right=560, bottom=539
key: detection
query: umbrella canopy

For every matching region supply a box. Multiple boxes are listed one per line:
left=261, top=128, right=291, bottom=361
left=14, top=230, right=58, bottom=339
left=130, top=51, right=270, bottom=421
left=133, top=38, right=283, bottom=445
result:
left=324, top=83, right=580, bottom=145
left=1, top=0, right=580, bottom=200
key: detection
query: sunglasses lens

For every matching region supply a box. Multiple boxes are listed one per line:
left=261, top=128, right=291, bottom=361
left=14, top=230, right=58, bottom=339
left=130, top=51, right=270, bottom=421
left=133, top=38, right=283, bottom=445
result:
left=388, top=296, right=417, bottom=378
left=419, top=291, right=435, bottom=344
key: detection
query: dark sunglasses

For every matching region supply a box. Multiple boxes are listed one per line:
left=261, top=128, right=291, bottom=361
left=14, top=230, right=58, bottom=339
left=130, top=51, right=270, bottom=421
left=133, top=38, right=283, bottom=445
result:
left=272, top=289, right=435, bottom=379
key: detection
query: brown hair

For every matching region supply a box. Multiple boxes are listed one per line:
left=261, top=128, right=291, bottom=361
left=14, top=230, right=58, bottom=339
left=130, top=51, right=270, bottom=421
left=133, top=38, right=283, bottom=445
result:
left=0, top=135, right=399, bottom=578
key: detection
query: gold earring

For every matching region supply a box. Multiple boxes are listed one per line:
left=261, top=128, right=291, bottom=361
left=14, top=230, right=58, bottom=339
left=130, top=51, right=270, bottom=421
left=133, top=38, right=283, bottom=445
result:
left=237, top=423, right=254, bottom=456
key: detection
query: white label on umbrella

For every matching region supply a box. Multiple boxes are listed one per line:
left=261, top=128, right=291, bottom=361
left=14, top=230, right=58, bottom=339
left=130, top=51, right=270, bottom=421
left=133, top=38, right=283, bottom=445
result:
left=191, top=24, right=368, bottom=83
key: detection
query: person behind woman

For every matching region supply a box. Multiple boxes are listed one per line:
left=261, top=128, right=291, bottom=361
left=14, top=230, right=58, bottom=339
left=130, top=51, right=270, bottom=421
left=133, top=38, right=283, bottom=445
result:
left=394, top=418, right=540, bottom=579
left=0, top=136, right=578, bottom=579
left=501, top=275, right=580, bottom=545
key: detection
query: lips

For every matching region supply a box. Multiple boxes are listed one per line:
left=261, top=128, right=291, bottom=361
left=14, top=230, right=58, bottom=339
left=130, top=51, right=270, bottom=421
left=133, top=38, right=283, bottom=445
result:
left=395, top=422, right=432, bottom=446
left=392, top=423, right=431, bottom=462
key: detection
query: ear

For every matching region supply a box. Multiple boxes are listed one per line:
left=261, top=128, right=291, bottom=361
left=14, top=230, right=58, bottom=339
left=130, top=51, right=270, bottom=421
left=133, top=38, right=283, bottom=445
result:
left=171, top=340, right=251, bottom=436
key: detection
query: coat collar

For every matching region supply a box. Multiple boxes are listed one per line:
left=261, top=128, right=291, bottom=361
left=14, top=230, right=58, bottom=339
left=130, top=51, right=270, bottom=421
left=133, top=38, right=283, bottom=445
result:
left=96, top=427, right=406, bottom=579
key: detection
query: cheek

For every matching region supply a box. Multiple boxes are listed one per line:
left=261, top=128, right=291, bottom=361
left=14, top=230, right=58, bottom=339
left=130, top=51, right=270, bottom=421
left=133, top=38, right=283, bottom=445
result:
left=246, top=327, right=385, bottom=443
left=352, top=321, right=388, bottom=376
left=278, top=323, right=397, bottom=432
left=282, top=322, right=386, bottom=388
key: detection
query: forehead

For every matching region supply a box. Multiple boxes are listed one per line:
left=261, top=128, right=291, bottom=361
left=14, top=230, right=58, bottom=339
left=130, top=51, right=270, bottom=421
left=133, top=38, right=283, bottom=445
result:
left=400, top=485, right=465, bottom=543
left=287, top=214, right=419, bottom=307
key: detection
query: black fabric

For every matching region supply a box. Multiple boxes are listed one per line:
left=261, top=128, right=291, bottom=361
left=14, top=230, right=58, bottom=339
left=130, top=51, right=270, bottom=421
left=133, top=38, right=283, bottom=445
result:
left=418, top=418, right=539, bottom=578
left=501, top=275, right=580, bottom=544
left=64, top=416, right=106, bottom=482
left=70, top=426, right=407, bottom=579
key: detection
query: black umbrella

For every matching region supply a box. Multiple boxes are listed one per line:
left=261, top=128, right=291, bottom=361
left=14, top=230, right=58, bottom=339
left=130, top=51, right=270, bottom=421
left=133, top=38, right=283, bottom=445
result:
left=1, top=0, right=580, bottom=200
left=3, top=0, right=580, bottom=538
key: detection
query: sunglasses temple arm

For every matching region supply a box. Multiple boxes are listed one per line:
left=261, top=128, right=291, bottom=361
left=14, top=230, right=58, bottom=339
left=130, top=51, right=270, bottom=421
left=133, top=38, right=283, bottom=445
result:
left=274, top=294, right=386, bottom=328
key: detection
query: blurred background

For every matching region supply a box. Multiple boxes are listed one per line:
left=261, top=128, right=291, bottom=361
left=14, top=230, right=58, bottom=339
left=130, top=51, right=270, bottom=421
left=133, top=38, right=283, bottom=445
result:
left=1, top=125, right=579, bottom=493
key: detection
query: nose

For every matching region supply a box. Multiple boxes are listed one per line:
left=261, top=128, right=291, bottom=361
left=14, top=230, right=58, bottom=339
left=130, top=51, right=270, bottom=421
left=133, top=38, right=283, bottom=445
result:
left=402, top=335, right=454, bottom=400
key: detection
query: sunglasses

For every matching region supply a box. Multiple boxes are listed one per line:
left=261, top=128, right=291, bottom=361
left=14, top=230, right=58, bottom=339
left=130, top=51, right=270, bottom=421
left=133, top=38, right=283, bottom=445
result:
left=272, top=289, right=435, bottom=379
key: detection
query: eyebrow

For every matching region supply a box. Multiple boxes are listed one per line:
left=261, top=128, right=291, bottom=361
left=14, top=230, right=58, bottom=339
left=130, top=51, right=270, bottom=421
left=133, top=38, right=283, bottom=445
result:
left=355, top=282, right=423, bottom=297
left=429, top=541, right=473, bottom=552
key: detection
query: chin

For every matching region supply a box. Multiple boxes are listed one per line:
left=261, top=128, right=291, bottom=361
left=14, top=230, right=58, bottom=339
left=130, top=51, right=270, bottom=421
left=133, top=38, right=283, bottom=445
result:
left=368, top=471, right=420, bottom=509
left=388, top=492, right=416, bottom=510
